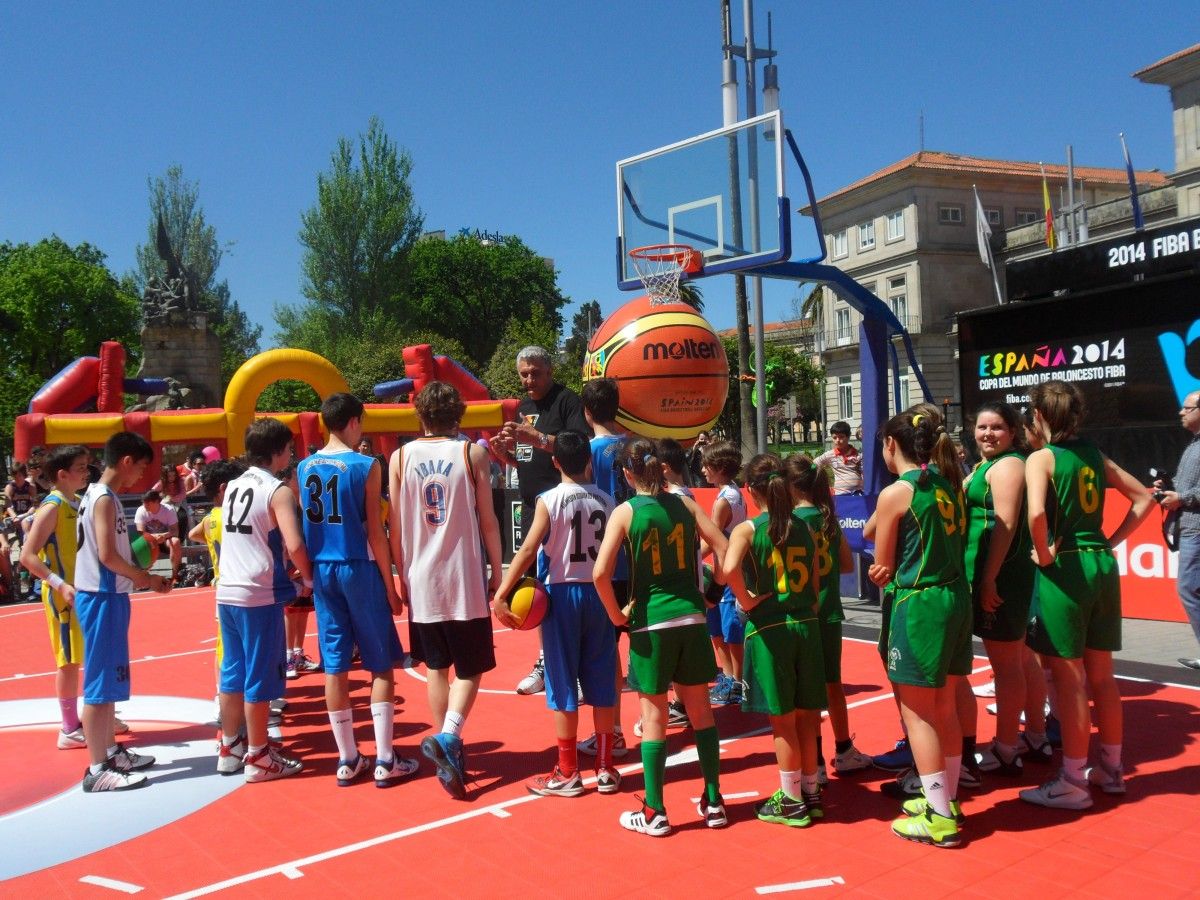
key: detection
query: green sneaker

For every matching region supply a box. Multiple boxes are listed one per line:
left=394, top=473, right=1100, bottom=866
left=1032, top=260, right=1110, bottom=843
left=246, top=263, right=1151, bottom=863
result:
left=901, top=795, right=964, bottom=826
left=755, top=789, right=812, bottom=827
left=802, top=788, right=824, bottom=820
left=891, top=807, right=961, bottom=848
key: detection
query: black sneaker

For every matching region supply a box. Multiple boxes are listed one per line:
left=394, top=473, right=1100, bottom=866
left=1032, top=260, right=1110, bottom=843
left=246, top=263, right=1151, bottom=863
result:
left=976, top=742, right=1023, bottom=777
left=755, top=789, right=811, bottom=827
left=1019, top=731, right=1054, bottom=763
left=959, top=756, right=983, bottom=790
left=83, top=763, right=149, bottom=792
left=880, top=766, right=923, bottom=799
left=111, top=746, right=155, bottom=772
left=802, top=788, right=824, bottom=820
left=666, top=699, right=690, bottom=728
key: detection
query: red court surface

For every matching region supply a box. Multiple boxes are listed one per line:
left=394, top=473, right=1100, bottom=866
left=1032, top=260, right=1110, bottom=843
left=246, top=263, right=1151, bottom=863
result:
left=2, top=588, right=1198, bottom=898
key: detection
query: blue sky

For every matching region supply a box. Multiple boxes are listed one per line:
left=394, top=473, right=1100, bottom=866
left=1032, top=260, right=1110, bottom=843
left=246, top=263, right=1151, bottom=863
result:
left=2, top=2, right=1191, bottom=354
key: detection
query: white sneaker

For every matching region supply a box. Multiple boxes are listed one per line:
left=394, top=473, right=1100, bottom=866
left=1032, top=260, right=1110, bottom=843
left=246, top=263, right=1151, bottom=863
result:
left=245, top=745, right=303, bottom=783
left=620, top=802, right=672, bottom=837
left=516, top=658, right=545, bottom=695
left=1019, top=772, right=1093, bottom=810
left=972, top=680, right=996, bottom=698
left=833, top=743, right=874, bottom=773
left=57, top=727, right=86, bottom=750
left=578, top=729, right=628, bottom=758
left=1086, top=761, right=1126, bottom=795
left=113, top=717, right=130, bottom=734
left=816, top=763, right=829, bottom=786
left=632, top=718, right=644, bottom=738
left=217, top=736, right=247, bottom=774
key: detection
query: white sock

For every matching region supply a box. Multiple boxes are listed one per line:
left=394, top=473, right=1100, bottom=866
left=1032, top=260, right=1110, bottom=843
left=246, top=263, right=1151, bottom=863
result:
left=1100, top=743, right=1121, bottom=769
left=799, top=772, right=819, bottom=796
left=89, top=761, right=106, bottom=775
left=780, top=768, right=802, bottom=801
left=441, top=710, right=465, bottom=737
left=329, top=709, right=356, bottom=760
left=944, top=754, right=962, bottom=800
left=221, top=732, right=239, bottom=747
left=1062, top=755, right=1087, bottom=785
left=919, top=770, right=952, bottom=818
left=247, top=743, right=265, bottom=757
left=371, top=701, right=394, bottom=762
left=106, top=744, right=118, bottom=758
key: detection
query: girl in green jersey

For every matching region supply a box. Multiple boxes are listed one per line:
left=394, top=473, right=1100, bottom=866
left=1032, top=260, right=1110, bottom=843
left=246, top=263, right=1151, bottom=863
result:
left=785, top=454, right=872, bottom=780
left=595, top=438, right=730, bottom=838
left=1020, top=381, right=1152, bottom=810
left=964, top=403, right=1047, bottom=776
left=869, top=410, right=972, bottom=848
left=724, top=454, right=826, bottom=827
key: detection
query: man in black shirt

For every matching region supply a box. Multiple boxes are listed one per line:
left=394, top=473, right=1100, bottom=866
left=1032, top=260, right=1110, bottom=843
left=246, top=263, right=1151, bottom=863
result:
left=492, top=346, right=589, bottom=693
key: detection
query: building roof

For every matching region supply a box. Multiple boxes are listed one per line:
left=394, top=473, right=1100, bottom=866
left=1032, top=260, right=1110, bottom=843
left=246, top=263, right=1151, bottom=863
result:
left=717, top=320, right=811, bottom=339
left=813, top=150, right=1169, bottom=206
left=1133, top=43, right=1200, bottom=82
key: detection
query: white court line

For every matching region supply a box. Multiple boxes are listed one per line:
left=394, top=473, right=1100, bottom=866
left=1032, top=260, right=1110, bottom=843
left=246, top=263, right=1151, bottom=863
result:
left=0, top=585, right=213, bottom=619
left=78, top=875, right=145, bottom=893
left=692, top=790, right=758, bottom=803
left=163, top=690, right=895, bottom=899
left=756, top=876, right=845, bottom=894
left=280, top=868, right=304, bottom=880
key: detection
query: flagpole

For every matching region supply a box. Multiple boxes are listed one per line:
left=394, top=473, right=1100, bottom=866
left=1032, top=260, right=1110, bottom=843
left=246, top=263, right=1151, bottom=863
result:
left=973, top=185, right=1004, bottom=304
left=1120, top=132, right=1146, bottom=231
left=1040, top=163, right=1057, bottom=251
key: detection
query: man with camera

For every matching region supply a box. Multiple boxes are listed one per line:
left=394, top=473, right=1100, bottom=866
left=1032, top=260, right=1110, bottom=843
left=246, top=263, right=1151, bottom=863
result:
left=1157, top=390, right=1200, bottom=669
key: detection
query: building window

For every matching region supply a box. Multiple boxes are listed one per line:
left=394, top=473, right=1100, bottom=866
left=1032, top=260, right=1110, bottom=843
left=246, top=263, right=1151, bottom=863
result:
left=858, top=220, right=875, bottom=250
left=838, top=377, right=854, bottom=419
left=985, top=207, right=1002, bottom=227
left=938, top=204, right=964, bottom=224
left=887, top=275, right=907, bottom=324
left=1016, top=208, right=1040, bottom=225
left=885, top=210, right=904, bottom=241
left=831, top=230, right=848, bottom=258
left=835, top=307, right=852, bottom=345
left=893, top=368, right=911, bottom=411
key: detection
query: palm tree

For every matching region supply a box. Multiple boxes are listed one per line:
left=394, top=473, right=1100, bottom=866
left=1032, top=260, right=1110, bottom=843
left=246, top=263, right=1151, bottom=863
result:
left=678, top=281, right=704, bottom=313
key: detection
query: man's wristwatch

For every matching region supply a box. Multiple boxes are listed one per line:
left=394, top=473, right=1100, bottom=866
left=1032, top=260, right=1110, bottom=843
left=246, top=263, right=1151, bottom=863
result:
left=538, top=433, right=549, bottom=449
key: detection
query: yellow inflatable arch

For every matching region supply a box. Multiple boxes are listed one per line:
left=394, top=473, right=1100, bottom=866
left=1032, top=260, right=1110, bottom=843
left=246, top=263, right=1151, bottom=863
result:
left=223, top=349, right=350, bottom=456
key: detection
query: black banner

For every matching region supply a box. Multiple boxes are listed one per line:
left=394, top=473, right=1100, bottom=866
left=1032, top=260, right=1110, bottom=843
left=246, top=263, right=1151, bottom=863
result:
left=1005, top=216, right=1200, bottom=301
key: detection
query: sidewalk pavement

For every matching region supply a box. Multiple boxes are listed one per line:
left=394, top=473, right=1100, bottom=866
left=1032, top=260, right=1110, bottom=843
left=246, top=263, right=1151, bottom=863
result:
left=840, top=597, right=1200, bottom=688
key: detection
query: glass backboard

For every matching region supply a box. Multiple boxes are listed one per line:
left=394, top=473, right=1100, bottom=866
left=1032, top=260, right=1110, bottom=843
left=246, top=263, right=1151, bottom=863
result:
left=616, top=110, right=789, bottom=290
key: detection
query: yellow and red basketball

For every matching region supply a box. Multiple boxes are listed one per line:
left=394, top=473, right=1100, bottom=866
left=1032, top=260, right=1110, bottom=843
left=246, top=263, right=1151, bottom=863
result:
left=509, top=576, right=550, bottom=631
left=582, top=296, right=728, bottom=441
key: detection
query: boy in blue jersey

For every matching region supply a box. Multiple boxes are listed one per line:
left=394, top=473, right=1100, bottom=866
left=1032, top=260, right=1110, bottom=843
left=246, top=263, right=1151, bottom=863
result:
left=297, top=393, right=418, bottom=788
left=75, top=432, right=173, bottom=792
left=578, top=378, right=633, bottom=758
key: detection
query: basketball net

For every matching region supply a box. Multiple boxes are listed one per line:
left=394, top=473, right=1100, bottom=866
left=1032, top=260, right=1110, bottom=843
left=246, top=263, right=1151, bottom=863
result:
left=629, top=244, right=698, bottom=306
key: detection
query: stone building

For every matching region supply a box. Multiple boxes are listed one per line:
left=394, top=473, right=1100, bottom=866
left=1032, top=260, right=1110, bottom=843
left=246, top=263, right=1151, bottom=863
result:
left=804, top=153, right=1167, bottom=434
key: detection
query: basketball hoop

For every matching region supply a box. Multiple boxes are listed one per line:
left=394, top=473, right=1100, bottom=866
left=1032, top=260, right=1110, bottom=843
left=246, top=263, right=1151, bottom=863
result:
left=629, top=244, right=700, bottom=306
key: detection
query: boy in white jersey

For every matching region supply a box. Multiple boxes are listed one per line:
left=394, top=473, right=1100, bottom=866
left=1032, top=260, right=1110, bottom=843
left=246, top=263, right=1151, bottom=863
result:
left=297, top=392, right=417, bottom=788
left=494, top=430, right=620, bottom=797
left=701, top=440, right=747, bottom=705
left=215, top=418, right=313, bottom=783
left=389, top=382, right=503, bottom=800
left=75, top=432, right=173, bottom=792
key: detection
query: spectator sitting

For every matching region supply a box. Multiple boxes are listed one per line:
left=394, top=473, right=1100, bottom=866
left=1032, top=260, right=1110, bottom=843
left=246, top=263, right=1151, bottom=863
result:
left=134, top=490, right=182, bottom=585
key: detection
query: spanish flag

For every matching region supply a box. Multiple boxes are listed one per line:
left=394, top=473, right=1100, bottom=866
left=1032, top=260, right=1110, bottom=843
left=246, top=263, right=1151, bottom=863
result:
left=1040, top=164, right=1056, bottom=250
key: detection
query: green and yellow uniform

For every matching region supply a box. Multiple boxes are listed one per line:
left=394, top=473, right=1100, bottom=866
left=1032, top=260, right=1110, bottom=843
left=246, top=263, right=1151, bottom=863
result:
left=794, top=506, right=846, bottom=683
left=1027, top=439, right=1120, bottom=658
left=40, top=490, right=83, bottom=668
left=883, top=469, right=972, bottom=687
left=963, top=451, right=1036, bottom=641
left=739, top=511, right=826, bottom=714
left=625, top=493, right=716, bottom=694
left=202, top=507, right=225, bottom=665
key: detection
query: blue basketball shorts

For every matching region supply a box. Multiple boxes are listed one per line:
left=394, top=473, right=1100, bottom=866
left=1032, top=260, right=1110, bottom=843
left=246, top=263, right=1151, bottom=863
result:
left=219, top=602, right=286, bottom=703
left=541, top=582, right=618, bottom=712
left=75, top=590, right=132, bottom=704
left=706, top=586, right=745, bottom=644
left=313, top=560, right=403, bottom=674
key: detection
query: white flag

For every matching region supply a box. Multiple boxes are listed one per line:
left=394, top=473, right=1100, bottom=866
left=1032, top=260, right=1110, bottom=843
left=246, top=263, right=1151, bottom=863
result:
left=974, top=187, right=991, bottom=267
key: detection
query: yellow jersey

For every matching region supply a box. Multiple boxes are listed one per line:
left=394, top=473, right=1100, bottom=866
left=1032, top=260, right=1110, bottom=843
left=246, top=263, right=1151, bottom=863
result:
left=203, top=507, right=223, bottom=582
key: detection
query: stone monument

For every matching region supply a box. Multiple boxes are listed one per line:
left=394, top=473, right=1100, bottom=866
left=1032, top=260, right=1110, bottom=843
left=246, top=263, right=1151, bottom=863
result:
left=135, top=215, right=222, bottom=409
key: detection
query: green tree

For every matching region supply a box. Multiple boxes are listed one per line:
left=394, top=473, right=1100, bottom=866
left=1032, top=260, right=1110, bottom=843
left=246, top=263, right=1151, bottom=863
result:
left=135, top=165, right=262, bottom=384
left=405, top=234, right=566, bottom=371
left=558, top=299, right=601, bottom=390
left=298, top=117, right=423, bottom=327
left=0, top=238, right=141, bottom=451
left=715, top=336, right=823, bottom=443
left=481, top=307, right=560, bottom=401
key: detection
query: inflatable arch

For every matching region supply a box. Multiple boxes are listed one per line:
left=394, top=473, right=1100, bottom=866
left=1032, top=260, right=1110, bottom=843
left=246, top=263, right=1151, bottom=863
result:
left=14, top=344, right=519, bottom=492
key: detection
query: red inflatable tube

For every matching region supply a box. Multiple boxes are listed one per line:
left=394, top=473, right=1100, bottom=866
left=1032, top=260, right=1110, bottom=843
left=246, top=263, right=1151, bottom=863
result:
left=29, top=357, right=100, bottom=415
left=96, top=341, right=127, bottom=413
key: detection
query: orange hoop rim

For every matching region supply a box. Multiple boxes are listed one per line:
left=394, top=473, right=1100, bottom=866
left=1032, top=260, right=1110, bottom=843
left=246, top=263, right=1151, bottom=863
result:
left=628, top=243, right=702, bottom=274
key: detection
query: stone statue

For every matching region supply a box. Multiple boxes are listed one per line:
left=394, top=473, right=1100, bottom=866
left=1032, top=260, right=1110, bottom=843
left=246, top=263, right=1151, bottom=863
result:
left=141, top=214, right=203, bottom=325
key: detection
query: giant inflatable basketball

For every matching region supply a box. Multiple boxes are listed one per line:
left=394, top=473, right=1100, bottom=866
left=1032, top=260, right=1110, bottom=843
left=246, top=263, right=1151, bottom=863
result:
left=583, top=296, right=728, bottom=441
